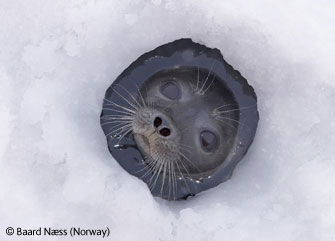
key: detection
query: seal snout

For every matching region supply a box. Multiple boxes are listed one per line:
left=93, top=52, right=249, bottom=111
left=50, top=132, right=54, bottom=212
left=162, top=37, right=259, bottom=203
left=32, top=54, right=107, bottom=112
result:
left=153, top=115, right=174, bottom=138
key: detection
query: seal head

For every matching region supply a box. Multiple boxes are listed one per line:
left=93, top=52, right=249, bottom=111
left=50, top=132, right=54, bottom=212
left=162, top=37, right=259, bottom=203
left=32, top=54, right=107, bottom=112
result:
left=100, top=39, right=259, bottom=200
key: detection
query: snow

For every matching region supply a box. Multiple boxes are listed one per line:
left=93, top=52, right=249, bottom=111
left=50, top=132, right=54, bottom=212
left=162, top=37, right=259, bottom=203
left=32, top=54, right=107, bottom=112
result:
left=1, top=0, right=335, bottom=240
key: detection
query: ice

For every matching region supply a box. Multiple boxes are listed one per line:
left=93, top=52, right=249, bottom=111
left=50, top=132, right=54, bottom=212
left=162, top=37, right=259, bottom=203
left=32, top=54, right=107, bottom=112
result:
left=1, top=0, right=335, bottom=240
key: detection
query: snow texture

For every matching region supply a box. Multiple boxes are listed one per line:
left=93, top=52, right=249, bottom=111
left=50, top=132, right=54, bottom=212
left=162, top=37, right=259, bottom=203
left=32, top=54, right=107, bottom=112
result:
left=1, top=0, right=335, bottom=240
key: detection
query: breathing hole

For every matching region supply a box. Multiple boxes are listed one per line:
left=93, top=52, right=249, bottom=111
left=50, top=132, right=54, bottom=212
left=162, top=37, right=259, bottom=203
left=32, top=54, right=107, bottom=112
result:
left=159, top=128, right=171, bottom=137
left=154, top=117, right=162, bottom=128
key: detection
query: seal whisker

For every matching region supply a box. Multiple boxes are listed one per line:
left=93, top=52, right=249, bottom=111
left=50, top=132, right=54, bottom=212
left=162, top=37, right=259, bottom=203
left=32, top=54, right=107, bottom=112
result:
left=165, top=161, right=170, bottom=198
left=173, top=161, right=179, bottom=200
left=198, top=61, right=215, bottom=95
left=116, top=84, right=144, bottom=109
left=148, top=98, right=154, bottom=110
left=104, top=103, right=135, bottom=114
left=101, top=117, right=134, bottom=122
left=178, top=150, right=201, bottom=172
left=109, top=122, right=133, bottom=131
left=149, top=159, right=165, bottom=191
left=169, top=161, right=174, bottom=199
left=101, top=120, right=133, bottom=126
left=138, top=157, right=159, bottom=178
left=168, top=161, right=172, bottom=199
left=178, top=147, right=192, bottom=154
left=179, top=143, right=192, bottom=150
left=101, top=115, right=134, bottom=121
left=149, top=164, right=162, bottom=186
left=110, top=86, right=139, bottom=111
left=216, top=116, right=253, bottom=133
left=215, top=104, right=257, bottom=114
left=106, top=123, right=132, bottom=134
left=175, top=157, right=192, bottom=180
left=160, top=161, right=168, bottom=196
left=102, top=107, right=135, bottom=116
left=174, top=159, right=192, bottom=195
left=216, top=116, right=242, bottom=124
left=102, top=121, right=133, bottom=129
left=169, top=161, right=174, bottom=200
left=147, top=157, right=163, bottom=185
left=172, top=161, right=178, bottom=200
left=214, top=103, right=239, bottom=111
left=107, top=122, right=132, bottom=130
left=101, top=113, right=133, bottom=118
left=116, top=127, right=134, bottom=144
left=195, top=64, right=200, bottom=92
left=140, top=164, right=158, bottom=179
left=145, top=157, right=160, bottom=176
left=179, top=143, right=193, bottom=152
left=106, top=124, right=132, bottom=137
left=103, top=99, right=137, bottom=114
left=136, top=84, right=147, bottom=109
left=215, top=118, right=239, bottom=131
left=136, top=163, right=151, bottom=177
left=170, top=161, right=175, bottom=199
left=201, top=73, right=216, bottom=95
left=101, top=114, right=134, bottom=119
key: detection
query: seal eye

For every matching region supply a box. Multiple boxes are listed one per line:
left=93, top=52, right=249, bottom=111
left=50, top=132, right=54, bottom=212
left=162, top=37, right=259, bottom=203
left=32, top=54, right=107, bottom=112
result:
left=200, top=130, right=218, bottom=152
left=160, top=82, right=181, bottom=100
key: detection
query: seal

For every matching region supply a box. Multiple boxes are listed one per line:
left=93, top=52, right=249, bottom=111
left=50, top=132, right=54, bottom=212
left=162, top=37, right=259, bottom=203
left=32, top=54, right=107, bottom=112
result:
left=100, top=39, right=259, bottom=200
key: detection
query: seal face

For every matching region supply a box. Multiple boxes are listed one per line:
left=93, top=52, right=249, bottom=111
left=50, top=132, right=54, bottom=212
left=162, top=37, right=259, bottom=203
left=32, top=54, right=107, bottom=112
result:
left=133, top=67, right=239, bottom=179
left=100, top=39, right=259, bottom=200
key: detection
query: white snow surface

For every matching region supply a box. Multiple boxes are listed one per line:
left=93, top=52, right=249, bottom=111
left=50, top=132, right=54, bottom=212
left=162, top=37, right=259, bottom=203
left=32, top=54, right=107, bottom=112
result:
left=1, top=0, right=335, bottom=240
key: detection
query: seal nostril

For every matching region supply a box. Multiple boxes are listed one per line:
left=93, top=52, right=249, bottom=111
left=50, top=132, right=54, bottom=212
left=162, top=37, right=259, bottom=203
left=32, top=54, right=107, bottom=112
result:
left=154, top=117, right=162, bottom=128
left=159, top=128, right=171, bottom=137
